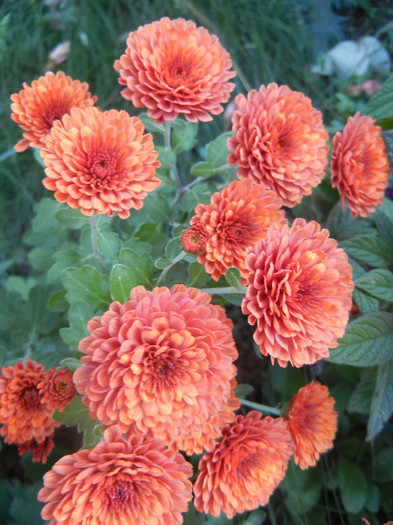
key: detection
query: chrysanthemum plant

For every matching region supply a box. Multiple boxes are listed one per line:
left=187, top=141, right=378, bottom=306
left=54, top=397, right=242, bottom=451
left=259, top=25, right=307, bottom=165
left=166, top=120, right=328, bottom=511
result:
left=2, top=16, right=393, bottom=524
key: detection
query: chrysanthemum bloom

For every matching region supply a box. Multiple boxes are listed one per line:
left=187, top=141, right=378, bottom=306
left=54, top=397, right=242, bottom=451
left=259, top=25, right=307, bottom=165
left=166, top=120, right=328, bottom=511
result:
left=18, top=435, right=55, bottom=464
left=194, top=410, right=293, bottom=518
left=0, top=360, right=58, bottom=447
left=73, top=284, right=239, bottom=455
left=227, top=83, right=329, bottom=207
left=38, top=425, right=193, bottom=525
left=331, top=111, right=390, bottom=217
left=10, top=71, right=97, bottom=152
left=181, top=223, right=208, bottom=254
left=38, top=367, right=76, bottom=412
left=189, top=179, right=286, bottom=284
left=286, top=381, right=338, bottom=469
left=40, top=107, right=161, bottom=218
left=242, top=218, right=354, bottom=367
left=114, top=17, right=236, bottom=124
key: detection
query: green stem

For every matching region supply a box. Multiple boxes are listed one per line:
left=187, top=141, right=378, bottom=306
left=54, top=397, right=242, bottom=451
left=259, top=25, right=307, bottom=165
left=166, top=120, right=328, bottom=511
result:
left=214, top=162, right=231, bottom=174
left=199, top=286, right=247, bottom=295
left=0, top=147, right=16, bottom=163
left=239, top=398, right=281, bottom=416
left=156, top=250, right=187, bottom=286
left=164, top=121, right=182, bottom=190
left=90, top=215, right=105, bottom=273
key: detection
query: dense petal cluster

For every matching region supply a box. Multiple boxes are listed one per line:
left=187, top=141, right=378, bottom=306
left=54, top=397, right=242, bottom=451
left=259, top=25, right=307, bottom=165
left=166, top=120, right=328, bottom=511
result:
left=40, top=107, right=161, bottom=218
left=10, top=71, right=97, bottom=152
left=181, top=223, right=208, bottom=254
left=227, top=83, right=329, bottom=207
left=194, top=411, right=293, bottom=518
left=38, top=367, right=76, bottom=412
left=286, top=381, right=338, bottom=469
left=73, top=284, right=239, bottom=455
left=0, top=360, right=59, bottom=462
left=331, top=111, right=390, bottom=217
left=189, top=179, right=286, bottom=284
left=114, top=17, right=236, bottom=124
left=242, top=218, right=354, bottom=367
left=38, top=425, right=193, bottom=525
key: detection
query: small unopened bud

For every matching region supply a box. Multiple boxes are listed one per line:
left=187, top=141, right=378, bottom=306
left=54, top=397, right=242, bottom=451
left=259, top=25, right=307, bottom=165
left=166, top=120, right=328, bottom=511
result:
left=181, top=224, right=208, bottom=254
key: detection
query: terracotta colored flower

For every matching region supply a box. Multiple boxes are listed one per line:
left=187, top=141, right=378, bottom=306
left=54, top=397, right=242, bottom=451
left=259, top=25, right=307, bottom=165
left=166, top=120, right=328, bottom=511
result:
left=331, top=111, right=390, bottom=217
left=0, top=360, right=58, bottom=448
left=194, top=411, right=293, bottom=518
left=10, top=71, right=97, bottom=152
left=242, top=218, right=354, bottom=367
left=114, top=17, right=236, bottom=124
left=73, top=284, right=239, bottom=455
left=189, top=179, right=286, bottom=284
left=286, top=381, right=338, bottom=469
left=181, top=223, right=208, bottom=254
left=40, top=107, right=161, bottom=218
left=38, top=367, right=76, bottom=412
left=38, top=425, right=193, bottom=525
left=227, top=83, right=329, bottom=207
left=18, top=435, right=55, bottom=464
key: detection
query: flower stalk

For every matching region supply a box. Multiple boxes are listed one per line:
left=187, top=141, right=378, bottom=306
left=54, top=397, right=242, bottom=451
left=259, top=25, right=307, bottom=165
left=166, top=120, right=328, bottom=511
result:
left=239, top=398, right=281, bottom=416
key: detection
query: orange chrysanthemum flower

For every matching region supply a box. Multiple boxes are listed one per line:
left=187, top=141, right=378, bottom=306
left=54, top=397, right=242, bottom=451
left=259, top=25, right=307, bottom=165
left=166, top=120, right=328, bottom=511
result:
left=73, top=284, right=239, bottom=455
left=181, top=223, right=208, bottom=254
left=38, top=425, right=193, bottom=525
left=194, top=411, right=293, bottom=518
left=0, top=360, right=58, bottom=448
left=189, top=179, right=286, bottom=284
left=242, top=218, right=354, bottom=367
left=331, top=111, right=390, bottom=217
left=18, top=435, right=55, bottom=464
left=227, top=83, right=329, bottom=207
left=10, top=71, right=97, bottom=152
left=38, top=367, right=76, bottom=412
left=40, top=107, right=161, bottom=218
left=286, top=381, right=338, bottom=469
left=114, top=17, right=236, bottom=124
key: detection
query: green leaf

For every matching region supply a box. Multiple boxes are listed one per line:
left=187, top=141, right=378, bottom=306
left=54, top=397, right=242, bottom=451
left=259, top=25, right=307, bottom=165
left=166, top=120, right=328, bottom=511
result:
left=24, top=285, right=59, bottom=336
left=281, top=463, right=321, bottom=514
left=325, top=201, right=376, bottom=241
left=234, top=383, right=254, bottom=398
left=376, top=117, right=393, bottom=130
left=347, top=367, right=377, bottom=414
left=59, top=301, right=92, bottom=351
left=181, top=189, right=200, bottom=212
left=366, top=71, right=393, bottom=119
left=165, top=237, right=182, bottom=261
left=365, top=481, right=380, bottom=512
left=206, top=132, right=232, bottom=168
left=47, top=289, right=68, bottom=312
left=374, top=200, right=393, bottom=245
left=187, top=261, right=209, bottom=287
left=241, top=510, right=267, bottom=525
left=355, top=268, right=393, bottom=302
left=374, top=447, right=393, bottom=483
left=119, top=248, right=154, bottom=288
left=60, top=357, right=83, bottom=371
left=172, top=121, right=198, bottom=153
left=225, top=266, right=242, bottom=289
left=326, top=312, right=393, bottom=367
left=139, top=112, right=165, bottom=134
left=62, top=265, right=110, bottom=310
left=154, top=257, right=171, bottom=269
left=352, top=288, right=379, bottom=314
left=54, top=207, right=90, bottom=229
left=337, top=457, right=367, bottom=514
left=367, top=359, right=393, bottom=440
left=340, top=234, right=392, bottom=268
left=5, top=275, right=36, bottom=301
left=156, top=145, right=176, bottom=170
left=96, top=230, right=121, bottom=262
left=110, top=264, right=138, bottom=303
left=190, top=161, right=215, bottom=178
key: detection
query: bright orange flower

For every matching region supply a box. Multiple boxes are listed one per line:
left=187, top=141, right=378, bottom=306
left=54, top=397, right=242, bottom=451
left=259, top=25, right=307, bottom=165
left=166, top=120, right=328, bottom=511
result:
left=17, top=435, right=55, bottom=464
left=189, top=179, right=286, bottom=284
left=38, top=425, right=193, bottom=525
left=10, top=71, right=97, bottom=152
left=286, top=381, right=338, bottom=469
left=73, top=284, right=239, bottom=455
left=227, top=83, right=329, bottom=207
left=40, top=107, right=161, bottom=218
left=242, top=218, right=354, bottom=367
left=38, top=367, right=76, bottom=412
left=194, top=410, right=293, bottom=518
left=331, top=111, right=390, bottom=217
left=181, top=223, right=208, bottom=254
left=0, top=360, right=58, bottom=448
left=114, top=17, right=236, bottom=124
